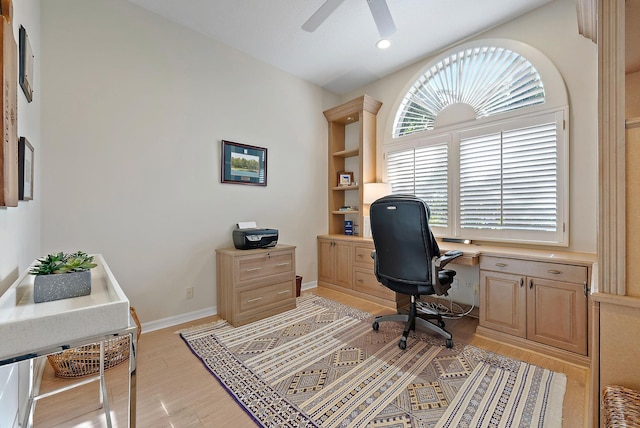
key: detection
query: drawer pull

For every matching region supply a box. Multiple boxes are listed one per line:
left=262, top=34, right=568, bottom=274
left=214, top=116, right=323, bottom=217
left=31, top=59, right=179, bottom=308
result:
left=495, top=263, right=508, bottom=267
left=275, top=262, right=290, bottom=267
left=245, top=267, right=262, bottom=272
left=548, top=269, right=562, bottom=275
left=247, top=297, right=263, bottom=303
left=277, top=290, right=289, bottom=295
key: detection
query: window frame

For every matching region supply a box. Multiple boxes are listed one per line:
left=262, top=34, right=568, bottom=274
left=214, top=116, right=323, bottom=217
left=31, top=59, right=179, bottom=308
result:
left=383, top=39, right=570, bottom=247
left=384, top=106, right=569, bottom=246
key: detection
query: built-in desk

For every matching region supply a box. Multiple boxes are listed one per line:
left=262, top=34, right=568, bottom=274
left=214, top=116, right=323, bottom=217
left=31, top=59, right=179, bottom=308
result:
left=0, top=255, right=137, bottom=428
left=317, top=234, right=597, bottom=365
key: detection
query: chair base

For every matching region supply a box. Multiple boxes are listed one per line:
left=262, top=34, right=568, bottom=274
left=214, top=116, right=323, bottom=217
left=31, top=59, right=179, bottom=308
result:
left=372, top=297, right=453, bottom=349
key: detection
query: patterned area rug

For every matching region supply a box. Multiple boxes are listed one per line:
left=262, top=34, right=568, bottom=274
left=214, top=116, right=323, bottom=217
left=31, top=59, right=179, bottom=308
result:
left=179, top=295, right=566, bottom=427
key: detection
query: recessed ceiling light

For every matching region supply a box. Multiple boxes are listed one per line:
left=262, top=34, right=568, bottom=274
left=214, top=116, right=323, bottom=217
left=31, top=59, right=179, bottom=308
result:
left=377, top=39, right=391, bottom=49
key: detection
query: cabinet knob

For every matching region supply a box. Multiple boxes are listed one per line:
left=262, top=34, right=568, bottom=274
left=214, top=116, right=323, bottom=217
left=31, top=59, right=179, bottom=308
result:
left=519, top=278, right=524, bottom=287
left=529, top=279, right=534, bottom=289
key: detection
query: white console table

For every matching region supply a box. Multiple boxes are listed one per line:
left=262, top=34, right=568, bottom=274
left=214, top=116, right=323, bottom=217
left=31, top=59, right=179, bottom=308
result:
left=0, top=254, right=137, bottom=427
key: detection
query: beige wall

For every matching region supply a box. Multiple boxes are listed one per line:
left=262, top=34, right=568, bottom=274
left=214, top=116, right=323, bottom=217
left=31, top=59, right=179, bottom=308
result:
left=342, top=0, right=597, bottom=255
left=0, top=1, right=41, bottom=425
left=41, top=0, right=339, bottom=325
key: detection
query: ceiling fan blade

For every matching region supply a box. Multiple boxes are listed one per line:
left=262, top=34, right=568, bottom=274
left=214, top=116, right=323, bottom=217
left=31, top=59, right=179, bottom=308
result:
left=302, top=0, right=346, bottom=32
left=367, top=0, right=396, bottom=38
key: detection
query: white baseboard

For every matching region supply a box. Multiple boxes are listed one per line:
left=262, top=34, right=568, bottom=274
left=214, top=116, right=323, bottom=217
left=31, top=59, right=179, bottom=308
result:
left=141, top=306, right=217, bottom=333
left=301, top=280, right=317, bottom=292
left=140, top=280, right=319, bottom=333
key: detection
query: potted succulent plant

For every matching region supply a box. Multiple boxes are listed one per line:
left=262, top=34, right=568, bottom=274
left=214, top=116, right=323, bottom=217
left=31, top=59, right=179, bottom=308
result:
left=29, top=251, right=97, bottom=303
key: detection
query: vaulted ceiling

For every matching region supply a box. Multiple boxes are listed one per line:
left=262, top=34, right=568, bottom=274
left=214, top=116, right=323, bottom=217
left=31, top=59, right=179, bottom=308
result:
left=127, top=0, right=555, bottom=94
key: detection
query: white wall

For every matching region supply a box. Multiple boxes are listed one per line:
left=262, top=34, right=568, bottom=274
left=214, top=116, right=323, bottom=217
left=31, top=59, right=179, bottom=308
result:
left=40, top=0, right=338, bottom=324
left=0, top=1, right=41, bottom=426
left=344, top=0, right=597, bottom=254
left=341, top=0, right=597, bottom=305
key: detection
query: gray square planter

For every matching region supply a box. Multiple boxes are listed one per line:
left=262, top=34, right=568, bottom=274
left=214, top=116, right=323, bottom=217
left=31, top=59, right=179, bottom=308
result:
left=33, top=270, right=92, bottom=303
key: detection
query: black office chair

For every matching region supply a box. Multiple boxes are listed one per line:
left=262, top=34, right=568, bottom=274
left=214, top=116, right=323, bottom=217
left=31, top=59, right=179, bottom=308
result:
left=370, top=195, right=462, bottom=349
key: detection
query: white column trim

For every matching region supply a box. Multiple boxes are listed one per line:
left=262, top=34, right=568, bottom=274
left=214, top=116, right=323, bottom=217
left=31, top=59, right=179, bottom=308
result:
left=598, top=0, right=626, bottom=295
left=576, top=0, right=598, bottom=42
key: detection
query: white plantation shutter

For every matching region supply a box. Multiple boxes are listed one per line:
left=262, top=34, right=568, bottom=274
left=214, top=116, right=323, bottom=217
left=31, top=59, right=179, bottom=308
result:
left=459, top=133, right=502, bottom=229
left=393, top=46, right=545, bottom=138
left=459, top=123, right=557, bottom=232
left=502, top=124, right=557, bottom=230
left=386, top=149, right=415, bottom=195
left=386, top=41, right=569, bottom=245
left=415, top=145, right=448, bottom=226
left=387, top=144, right=448, bottom=227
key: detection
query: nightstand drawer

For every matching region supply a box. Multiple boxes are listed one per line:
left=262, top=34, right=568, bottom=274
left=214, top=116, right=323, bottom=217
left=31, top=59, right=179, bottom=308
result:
left=237, top=251, right=294, bottom=283
left=238, top=280, right=294, bottom=313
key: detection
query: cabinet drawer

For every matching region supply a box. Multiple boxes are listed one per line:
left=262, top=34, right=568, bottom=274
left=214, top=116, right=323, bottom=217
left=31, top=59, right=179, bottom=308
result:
left=480, top=256, right=588, bottom=284
left=238, top=280, right=294, bottom=313
left=353, top=268, right=396, bottom=300
left=353, top=243, right=374, bottom=268
left=237, top=251, right=294, bottom=283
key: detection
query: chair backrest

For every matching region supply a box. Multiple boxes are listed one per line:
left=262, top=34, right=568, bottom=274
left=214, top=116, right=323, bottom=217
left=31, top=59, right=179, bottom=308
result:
left=370, top=195, right=441, bottom=292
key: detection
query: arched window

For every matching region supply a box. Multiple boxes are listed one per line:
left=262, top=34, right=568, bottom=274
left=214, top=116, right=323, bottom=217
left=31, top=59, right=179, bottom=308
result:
left=393, top=46, right=545, bottom=138
left=385, top=40, right=568, bottom=246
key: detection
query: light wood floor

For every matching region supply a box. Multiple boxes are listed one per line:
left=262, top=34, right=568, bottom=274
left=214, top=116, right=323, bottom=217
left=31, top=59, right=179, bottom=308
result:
left=33, top=287, right=589, bottom=427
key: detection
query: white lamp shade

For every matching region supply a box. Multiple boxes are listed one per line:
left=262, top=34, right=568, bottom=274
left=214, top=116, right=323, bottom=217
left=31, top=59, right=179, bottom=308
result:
left=363, top=182, right=392, bottom=204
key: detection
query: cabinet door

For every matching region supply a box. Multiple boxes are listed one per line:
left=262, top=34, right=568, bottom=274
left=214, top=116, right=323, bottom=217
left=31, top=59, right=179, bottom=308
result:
left=317, top=239, right=352, bottom=289
left=335, top=241, right=352, bottom=288
left=318, top=239, right=336, bottom=283
left=479, top=270, right=527, bottom=338
left=527, top=277, right=588, bottom=355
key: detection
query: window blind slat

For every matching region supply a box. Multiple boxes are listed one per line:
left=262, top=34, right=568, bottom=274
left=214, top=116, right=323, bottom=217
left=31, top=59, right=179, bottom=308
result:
left=458, top=122, right=557, bottom=232
left=387, top=144, right=448, bottom=227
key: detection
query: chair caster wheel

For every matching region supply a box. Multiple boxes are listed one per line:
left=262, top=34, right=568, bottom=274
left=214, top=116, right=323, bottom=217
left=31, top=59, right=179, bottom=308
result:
left=445, top=339, right=453, bottom=348
left=398, top=339, right=407, bottom=350
left=438, top=320, right=446, bottom=328
left=372, top=321, right=379, bottom=331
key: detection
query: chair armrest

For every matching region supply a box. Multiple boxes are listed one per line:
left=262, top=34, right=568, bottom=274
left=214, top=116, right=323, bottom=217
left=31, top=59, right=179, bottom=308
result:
left=431, top=251, right=463, bottom=296
left=435, top=250, right=463, bottom=269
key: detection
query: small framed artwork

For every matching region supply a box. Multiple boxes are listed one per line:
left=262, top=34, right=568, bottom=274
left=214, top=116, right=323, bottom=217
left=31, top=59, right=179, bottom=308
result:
left=221, top=140, right=267, bottom=186
left=338, top=171, right=354, bottom=187
left=18, top=137, right=34, bottom=200
left=19, top=25, right=34, bottom=103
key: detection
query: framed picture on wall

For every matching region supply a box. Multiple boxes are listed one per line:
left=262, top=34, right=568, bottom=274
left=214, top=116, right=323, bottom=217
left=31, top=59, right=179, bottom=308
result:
left=18, top=137, right=34, bottom=200
left=221, top=140, right=267, bottom=186
left=19, top=25, right=34, bottom=103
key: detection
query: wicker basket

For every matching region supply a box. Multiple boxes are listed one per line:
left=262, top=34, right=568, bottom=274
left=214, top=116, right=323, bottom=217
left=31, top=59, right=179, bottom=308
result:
left=603, top=385, right=640, bottom=428
left=47, top=306, right=141, bottom=378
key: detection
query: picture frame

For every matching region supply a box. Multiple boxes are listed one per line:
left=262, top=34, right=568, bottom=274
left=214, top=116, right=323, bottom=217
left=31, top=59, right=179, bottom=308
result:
left=338, top=171, right=354, bottom=187
left=19, top=25, right=33, bottom=103
left=18, top=136, right=33, bottom=200
left=221, top=140, right=267, bottom=186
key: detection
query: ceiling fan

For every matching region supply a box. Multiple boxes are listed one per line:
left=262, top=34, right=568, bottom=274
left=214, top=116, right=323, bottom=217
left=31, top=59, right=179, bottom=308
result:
left=302, top=0, right=397, bottom=39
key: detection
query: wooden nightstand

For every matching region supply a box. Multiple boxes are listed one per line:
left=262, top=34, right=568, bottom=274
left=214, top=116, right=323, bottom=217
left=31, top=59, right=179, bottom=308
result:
left=216, top=244, right=296, bottom=326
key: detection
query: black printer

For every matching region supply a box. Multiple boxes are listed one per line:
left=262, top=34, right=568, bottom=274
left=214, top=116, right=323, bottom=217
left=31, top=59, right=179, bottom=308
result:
left=233, top=228, right=278, bottom=250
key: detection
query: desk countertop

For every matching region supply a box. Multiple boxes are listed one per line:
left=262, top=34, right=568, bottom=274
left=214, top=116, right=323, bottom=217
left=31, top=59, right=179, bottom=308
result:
left=318, top=234, right=597, bottom=266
